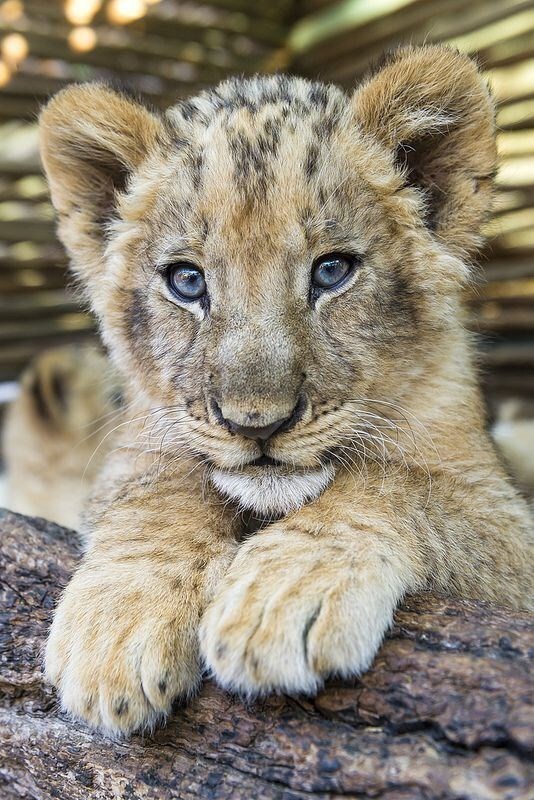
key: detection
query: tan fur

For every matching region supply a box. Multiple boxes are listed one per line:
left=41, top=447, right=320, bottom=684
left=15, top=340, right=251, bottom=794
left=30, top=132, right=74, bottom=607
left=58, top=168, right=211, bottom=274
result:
left=2, top=344, right=120, bottom=529
left=38, top=45, right=533, bottom=735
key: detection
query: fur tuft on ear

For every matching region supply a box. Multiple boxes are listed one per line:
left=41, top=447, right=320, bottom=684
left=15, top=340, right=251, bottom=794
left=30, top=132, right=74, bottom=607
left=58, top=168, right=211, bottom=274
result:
left=39, top=83, right=167, bottom=281
left=353, top=45, right=497, bottom=257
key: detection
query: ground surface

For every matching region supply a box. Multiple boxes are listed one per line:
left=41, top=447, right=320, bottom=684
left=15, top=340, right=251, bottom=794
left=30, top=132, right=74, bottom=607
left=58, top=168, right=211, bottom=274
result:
left=0, top=508, right=533, bottom=799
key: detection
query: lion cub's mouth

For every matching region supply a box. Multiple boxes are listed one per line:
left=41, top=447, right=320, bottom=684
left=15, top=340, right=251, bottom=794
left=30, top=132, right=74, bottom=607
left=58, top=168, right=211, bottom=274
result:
left=247, top=454, right=284, bottom=468
left=210, top=456, right=335, bottom=516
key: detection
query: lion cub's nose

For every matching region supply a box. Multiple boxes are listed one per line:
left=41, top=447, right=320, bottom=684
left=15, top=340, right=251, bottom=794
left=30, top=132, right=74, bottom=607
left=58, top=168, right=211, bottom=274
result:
left=226, top=417, right=287, bottom=441
left=212, top=397, right=305, bottom=441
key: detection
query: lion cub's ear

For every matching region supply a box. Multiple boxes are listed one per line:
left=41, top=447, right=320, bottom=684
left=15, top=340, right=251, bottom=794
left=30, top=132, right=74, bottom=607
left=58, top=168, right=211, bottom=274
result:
left=40, top=84, right=167, bottom=281
left=353, top=45, right=497, bottom=257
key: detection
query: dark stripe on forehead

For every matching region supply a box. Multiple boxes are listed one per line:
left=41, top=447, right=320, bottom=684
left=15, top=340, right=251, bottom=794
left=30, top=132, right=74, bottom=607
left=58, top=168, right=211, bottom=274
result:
left=229, top=129, right=279, bottom=198
left=174, top=75, right=347, bottom=128
left=178, top=99, right=205, bottom=123
left=188, top=151, right=204, bottom=191
left=263, top=116, right=282, bottom=150
left=312, top=110, right=342, bottom=141
left=299, top=207, right=314, bottom=245
left=304, top=142, right=320, bottom=180
left=200, top=214, right=210, bottom=239
left=308, top=83, right=330, bottom=110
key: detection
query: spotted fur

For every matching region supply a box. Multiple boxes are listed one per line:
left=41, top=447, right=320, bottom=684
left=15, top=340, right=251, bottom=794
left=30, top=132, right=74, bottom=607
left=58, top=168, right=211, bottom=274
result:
left=39, top=46, right=533, bottom=736
left=2, top=344, right=119, bottom=529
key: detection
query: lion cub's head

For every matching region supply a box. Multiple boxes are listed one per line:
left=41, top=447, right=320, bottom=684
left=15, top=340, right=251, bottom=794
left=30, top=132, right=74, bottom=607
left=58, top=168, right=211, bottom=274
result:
left=40, top=46, right=496, bottom=516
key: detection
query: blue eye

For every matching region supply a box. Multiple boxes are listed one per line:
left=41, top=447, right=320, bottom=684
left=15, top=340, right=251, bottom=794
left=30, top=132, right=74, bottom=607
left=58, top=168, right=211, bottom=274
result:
left=166, top=263, right=206, bottom=302
left=311, top=253, right=358, bottom=292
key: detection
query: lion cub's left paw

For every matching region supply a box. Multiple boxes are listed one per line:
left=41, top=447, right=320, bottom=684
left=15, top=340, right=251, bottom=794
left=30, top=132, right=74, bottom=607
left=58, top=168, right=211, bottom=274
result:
left=45, top=568, right=201, bottom=736
left=200, top=526, right=400, bottom=695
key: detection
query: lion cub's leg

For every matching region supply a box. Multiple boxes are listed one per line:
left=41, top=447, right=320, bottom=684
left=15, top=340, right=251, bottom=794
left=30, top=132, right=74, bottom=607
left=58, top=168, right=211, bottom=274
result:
left=201, top=465, right=533, bottom=696
left=45, top=454, right=238, bottom=735
left=201, top=477, right=423, bottom=695
left=201, top=520, right=418, bottom=695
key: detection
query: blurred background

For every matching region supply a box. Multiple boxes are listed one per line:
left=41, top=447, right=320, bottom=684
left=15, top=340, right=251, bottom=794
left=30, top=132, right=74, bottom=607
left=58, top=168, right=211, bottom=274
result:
left=0, top=0, right=533, bottom=486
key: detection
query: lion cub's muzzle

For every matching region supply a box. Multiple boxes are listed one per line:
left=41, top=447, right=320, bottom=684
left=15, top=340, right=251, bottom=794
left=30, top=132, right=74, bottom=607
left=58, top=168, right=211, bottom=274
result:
left=207, top=393, right=333, bottom=514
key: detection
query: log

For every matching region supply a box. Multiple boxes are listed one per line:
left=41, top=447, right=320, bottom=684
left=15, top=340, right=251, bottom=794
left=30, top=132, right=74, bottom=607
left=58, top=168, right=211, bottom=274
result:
left=0, top=508, right=533, bottom=800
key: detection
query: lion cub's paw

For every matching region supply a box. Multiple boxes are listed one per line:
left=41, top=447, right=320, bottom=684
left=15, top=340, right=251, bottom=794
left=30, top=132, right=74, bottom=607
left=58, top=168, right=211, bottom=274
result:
left=200, top=527, right=399, bottom=696
left=45, top=571, right=200, bottom=736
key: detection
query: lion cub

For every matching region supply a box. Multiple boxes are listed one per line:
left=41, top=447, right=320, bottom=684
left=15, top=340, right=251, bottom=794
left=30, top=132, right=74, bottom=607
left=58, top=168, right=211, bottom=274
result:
left=39, top=45, right=533, bottom=735
left=2, top=344, right=120, bottom=529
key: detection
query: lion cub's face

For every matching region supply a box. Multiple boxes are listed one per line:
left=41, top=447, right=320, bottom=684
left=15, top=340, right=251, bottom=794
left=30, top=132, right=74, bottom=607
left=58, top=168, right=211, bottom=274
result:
left=40, top=49, right=496, bottom=514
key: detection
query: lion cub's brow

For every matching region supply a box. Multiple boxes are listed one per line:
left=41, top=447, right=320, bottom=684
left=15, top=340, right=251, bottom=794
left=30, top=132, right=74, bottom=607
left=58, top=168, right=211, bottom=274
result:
left=163, top=75, right=350, bottom=206
left=142, top=78, right=363, bottom=291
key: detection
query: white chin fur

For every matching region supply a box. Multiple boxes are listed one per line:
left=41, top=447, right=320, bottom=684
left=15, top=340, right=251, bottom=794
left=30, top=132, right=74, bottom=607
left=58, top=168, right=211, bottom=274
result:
left=210, top=463, right=335, bottom=516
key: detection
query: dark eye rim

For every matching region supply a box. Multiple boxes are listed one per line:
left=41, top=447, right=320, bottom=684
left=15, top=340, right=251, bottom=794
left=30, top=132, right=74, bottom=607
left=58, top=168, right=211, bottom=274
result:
left=311, top=252, right=360, bottom=293
left=164, top=261, right=207, bottom=303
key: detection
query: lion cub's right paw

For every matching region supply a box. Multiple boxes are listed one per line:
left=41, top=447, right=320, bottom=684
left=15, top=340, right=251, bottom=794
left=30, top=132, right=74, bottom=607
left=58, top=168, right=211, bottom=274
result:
left=45, top=571, right=201, bottom=736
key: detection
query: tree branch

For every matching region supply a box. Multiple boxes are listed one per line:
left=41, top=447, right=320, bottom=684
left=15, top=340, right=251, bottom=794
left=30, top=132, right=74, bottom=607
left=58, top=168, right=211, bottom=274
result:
left=0, top=508, right=532, bottom=799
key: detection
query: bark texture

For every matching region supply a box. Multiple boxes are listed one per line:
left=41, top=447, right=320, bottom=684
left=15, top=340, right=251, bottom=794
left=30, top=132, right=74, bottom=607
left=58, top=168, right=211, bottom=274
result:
left=0, top=508, right=533, bottom=800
